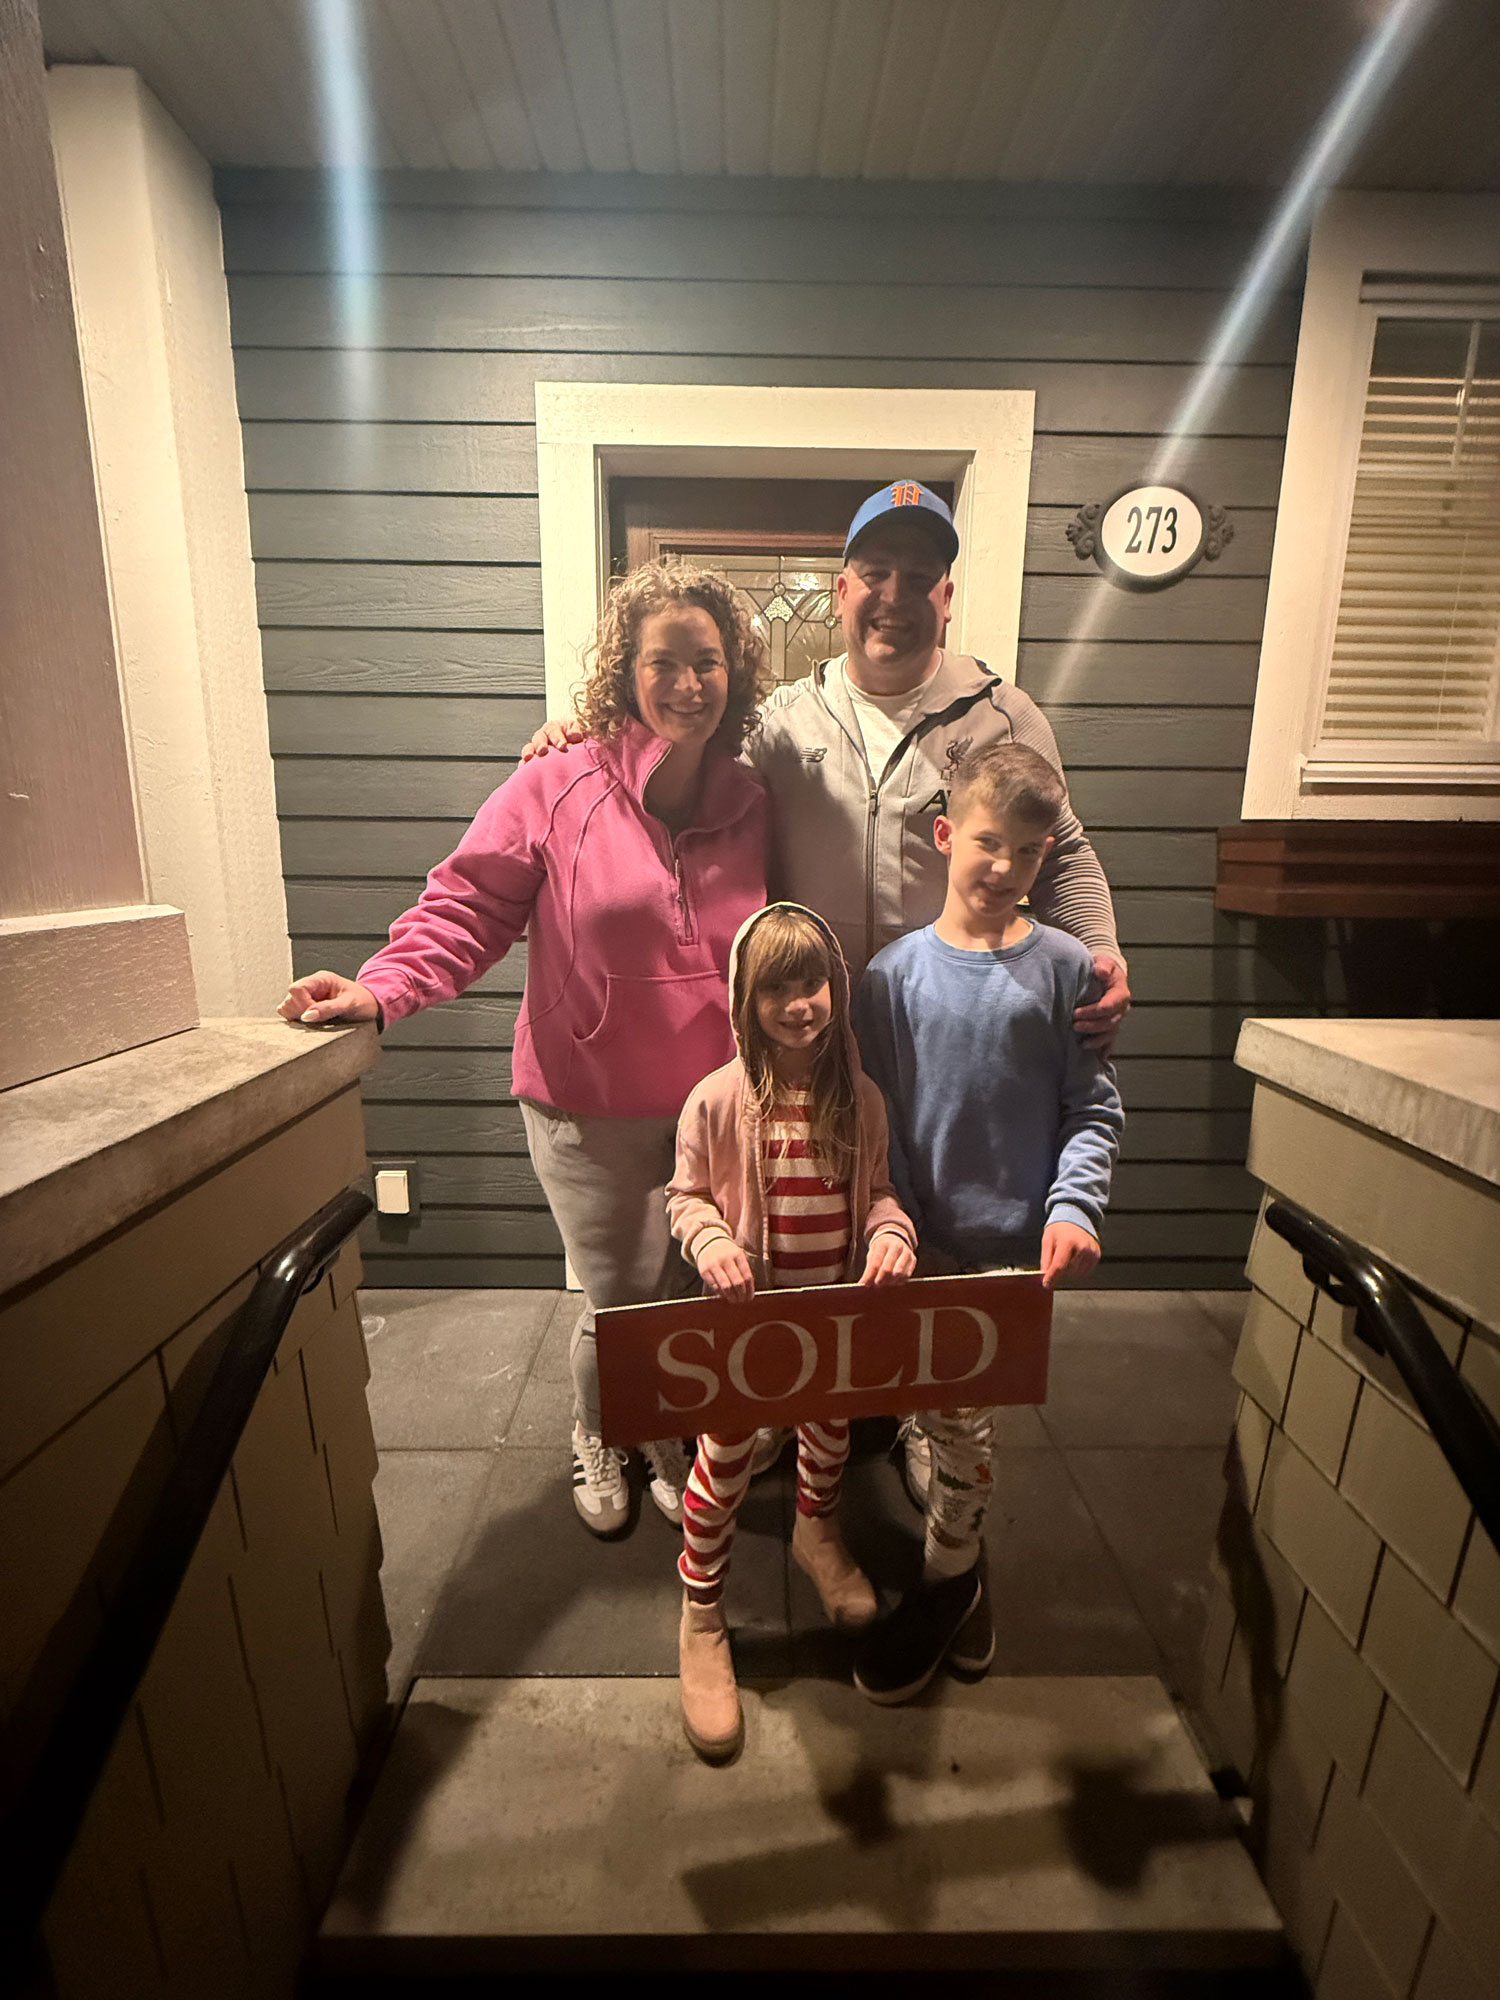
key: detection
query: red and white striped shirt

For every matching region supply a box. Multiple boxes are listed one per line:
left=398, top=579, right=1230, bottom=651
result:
left=763, top=1087, right=852, bottom=1288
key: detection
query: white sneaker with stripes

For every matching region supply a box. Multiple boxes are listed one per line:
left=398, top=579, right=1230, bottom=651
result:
left=571, top=1423, right=629, bottom=1536
left=643, top=1437, right=691, bottom=1527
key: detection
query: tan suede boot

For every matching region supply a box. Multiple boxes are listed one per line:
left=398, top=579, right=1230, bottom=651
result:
left=679, top=1595, right=743, bottom=1763
left=792, top=1512, right=878, bottom=1628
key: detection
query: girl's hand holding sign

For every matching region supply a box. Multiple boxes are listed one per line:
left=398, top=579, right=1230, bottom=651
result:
left=697, top=1235, right=755, bottom=1301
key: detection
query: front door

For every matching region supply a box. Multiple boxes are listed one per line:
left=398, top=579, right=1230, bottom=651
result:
left=609, top=476, right=954, bottom=684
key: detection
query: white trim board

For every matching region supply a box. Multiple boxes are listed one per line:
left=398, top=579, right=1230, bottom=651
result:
left=1242, top=191, right=1500, bottom=823
left=534, top=384, right=1035, bottom=718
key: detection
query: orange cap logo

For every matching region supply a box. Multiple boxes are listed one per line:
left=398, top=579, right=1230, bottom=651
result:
left=891, top=481, right=922, bottom=507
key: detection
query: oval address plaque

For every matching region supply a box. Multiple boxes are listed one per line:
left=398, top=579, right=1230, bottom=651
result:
left=1068, top=484, right=1234, bottom=591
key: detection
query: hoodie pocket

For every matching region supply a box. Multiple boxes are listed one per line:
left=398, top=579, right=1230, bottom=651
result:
left=576, top=968, right=732, bottom=1084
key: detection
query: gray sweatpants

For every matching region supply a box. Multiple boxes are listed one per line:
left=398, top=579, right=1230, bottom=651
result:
left=521, top=1100, right=696, bottom=1433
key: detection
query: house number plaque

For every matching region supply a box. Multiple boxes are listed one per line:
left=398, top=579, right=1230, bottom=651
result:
left=1068, top=483, right=1233, bottom=591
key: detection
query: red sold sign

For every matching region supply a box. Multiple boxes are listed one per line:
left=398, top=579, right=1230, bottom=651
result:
left=596, top=1271, right=1051, bottom=1447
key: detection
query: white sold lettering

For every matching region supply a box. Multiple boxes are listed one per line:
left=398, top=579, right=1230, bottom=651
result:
left=656, top=1326, right=720, bottom=1413
left=911, top=1306, right=998, bottom=1388
left=830, top=1313, right=902, bottom=1395
left=727, top=1320, right=818, bottom=1402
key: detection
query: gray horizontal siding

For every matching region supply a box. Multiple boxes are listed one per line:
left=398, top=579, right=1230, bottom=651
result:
left=226, top=273, right=1299, bottom=364
left=277, top=819, right=1220, bottom=888
left=221, top=204, right=1275, bottom=290
left=1019, top=644, right=1261, bottom=708
left=239, top=423, right=1284, bottom=504
left=216, top=170, right=1276, bottom=224
left=358, top=1047, right=1251, bottom=1113
left=253, top=491, right=1275, bottom=575
left=230, top=175, right=1305, bottom=1286
left=233, top=349, right=1293, bottom=435
left=262, top=631, right=543, bottom=694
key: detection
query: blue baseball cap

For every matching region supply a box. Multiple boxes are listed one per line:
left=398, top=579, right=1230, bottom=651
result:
left=843, top=480, right=959, bottom=566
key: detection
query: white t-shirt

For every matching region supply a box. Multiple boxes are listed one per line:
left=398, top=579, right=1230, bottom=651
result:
left=839, top=659, right=942, bottom=778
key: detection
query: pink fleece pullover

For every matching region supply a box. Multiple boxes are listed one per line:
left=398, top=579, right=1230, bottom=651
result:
left=356, top=719, right=768, bottom=1120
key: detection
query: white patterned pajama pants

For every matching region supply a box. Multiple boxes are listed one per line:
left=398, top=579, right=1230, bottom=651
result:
left=921, top=1406, right=997, bottom=1578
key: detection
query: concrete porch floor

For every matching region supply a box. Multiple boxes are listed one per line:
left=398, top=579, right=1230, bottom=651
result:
left=321, top=1288, right=1278, bottom=1978
left=361, top=1287, right=1246, bottom=1704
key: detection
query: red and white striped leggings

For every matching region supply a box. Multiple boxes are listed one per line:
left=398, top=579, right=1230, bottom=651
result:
left=678, top=1421, right=850, bottom=1607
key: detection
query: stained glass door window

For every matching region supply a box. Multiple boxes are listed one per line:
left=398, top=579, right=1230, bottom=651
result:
left=708, top=554, right=844, bottom=683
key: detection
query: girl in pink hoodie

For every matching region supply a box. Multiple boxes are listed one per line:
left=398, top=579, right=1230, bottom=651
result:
left=666, top=903, right=917, bottom=1761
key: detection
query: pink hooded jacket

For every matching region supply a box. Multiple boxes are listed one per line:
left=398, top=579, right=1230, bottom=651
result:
left=666, top=903, right=917, bottom=1288
left=356, top=719, right=768, bottom=1120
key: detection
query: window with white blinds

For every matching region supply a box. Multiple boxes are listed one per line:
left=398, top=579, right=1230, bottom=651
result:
left=1311, top=314, right=1500, bottom=770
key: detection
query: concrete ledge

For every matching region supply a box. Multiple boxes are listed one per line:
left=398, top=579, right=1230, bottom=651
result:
left=1235, top=1018, right=1500, bottom=1193
left=0, top=1018, right=378, bottom=1293
left=0, top=903, right=198, bottom=1091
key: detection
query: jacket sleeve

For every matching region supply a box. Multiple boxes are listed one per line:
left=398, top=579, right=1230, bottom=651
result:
left=355, top=767, right=549, bottom=1024
left=857, top=1078, right=918, bottom=1250
left=1001, top=684, right=1124, bottom=968
left=666, top=1092, right=736, bottom=1265
left=1047, top=966, right=1127, bottom=1242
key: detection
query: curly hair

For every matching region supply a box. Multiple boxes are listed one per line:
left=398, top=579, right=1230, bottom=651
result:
left=573, top=561, right=771, bottom=756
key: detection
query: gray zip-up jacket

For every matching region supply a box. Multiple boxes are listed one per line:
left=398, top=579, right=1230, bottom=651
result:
left=744, top=650, right=1121, bottom=981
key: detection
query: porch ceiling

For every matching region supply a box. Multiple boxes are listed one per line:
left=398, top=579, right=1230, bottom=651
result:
left=37, top=0, right=1500, bottom=186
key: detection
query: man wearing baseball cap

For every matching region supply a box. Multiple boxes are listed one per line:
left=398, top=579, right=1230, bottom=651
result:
left=744, top=478, right=1128, bottom=1032
left=524, top=476, right=1128, bottom=1036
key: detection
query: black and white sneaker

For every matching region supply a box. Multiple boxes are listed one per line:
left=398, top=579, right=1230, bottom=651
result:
left=571, top=1423, right=629, bottom=1536
left=853, top=1564, right=983, bottom=1705
left=945, top=1562, right=995, bottom=1679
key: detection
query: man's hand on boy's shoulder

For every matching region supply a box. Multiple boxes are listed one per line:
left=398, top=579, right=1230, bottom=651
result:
left=1040, top=1221, right=1100, bottom=1290
left=1073, top=954, right=1130, bottom=1054
left=521, top=717, right=586, bottom=760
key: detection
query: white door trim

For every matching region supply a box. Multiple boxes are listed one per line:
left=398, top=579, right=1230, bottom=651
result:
left=534, top=383, right=1035, bottom=716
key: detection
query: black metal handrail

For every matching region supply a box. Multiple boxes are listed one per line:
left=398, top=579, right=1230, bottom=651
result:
left=0, top=1185, right=373, bottom=1984
left=1265, top=1198, right=1500, bottom=1559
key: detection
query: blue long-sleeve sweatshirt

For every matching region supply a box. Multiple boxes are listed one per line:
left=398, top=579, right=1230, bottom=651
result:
left=851, top=921, right=1124, bottom=1269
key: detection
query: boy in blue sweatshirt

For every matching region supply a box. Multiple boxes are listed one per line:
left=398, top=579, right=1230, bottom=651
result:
left=851, top=742, right=1124, bottom=1702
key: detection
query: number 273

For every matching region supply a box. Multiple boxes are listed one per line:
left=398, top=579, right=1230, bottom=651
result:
left=1124, top=505, right=1177, bottom=556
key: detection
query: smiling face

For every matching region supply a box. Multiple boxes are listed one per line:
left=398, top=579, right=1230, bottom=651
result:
left=835, top=522, right=955, bottom=692
left=630, top=603, right=730, bottom=748
left=935, top=802, right=1055, bottom=946
left=754, top=974, right=833, bottom=1057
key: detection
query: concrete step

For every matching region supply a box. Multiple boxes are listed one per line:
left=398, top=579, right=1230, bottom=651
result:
left=317, top=1674, right=1285, bottom=1978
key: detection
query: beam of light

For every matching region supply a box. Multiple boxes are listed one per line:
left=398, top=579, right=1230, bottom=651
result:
left=307, top=0, right=379, bottom=417
left=1047, top=0, right=1440, bottom=700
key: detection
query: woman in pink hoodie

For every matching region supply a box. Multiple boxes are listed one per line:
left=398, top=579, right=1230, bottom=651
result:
left=666, top=903, right=917, bottom=1761
left=280, top=564, right=770, bottom=1534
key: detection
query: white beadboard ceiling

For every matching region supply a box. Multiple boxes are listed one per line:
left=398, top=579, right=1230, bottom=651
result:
left=38, top=0, right=1500, bottom=186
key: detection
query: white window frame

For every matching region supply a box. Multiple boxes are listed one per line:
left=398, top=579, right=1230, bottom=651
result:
left=533, top=385, right=1034, bottom=719
left=1242, top=190, right=1500, bottom=822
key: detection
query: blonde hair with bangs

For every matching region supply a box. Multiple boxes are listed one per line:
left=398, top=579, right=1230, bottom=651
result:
left=733, top=908, right=857, bottom=1181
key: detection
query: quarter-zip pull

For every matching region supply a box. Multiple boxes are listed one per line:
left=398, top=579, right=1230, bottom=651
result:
left=673, top=851, right=696, bottom=945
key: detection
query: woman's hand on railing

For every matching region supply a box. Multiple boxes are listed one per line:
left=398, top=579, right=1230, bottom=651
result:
left=278, top=971, right=380, bottom=1026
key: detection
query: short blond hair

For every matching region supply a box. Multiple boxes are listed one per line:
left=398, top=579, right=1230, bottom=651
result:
left=947, top=742, right=1065, bottom=827
left=574, top=561, right=771, bottom=755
